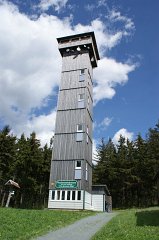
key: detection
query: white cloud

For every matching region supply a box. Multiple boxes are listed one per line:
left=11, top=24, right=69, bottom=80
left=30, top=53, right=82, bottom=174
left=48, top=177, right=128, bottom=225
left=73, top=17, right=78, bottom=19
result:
left=109, top=10, right=135, bottom=32
left=112, top=128, right=134, bottom=145
left=99, top=117, right=112, bottom=129
left=97, top=0, right=107, bottom=7
left=0, top=1, right=137, bottom=145
left=24, top=110, right=56, bottom=146
left=39, top=0, right=68, bottom=12
left=93, top=57, right=136, bottom=104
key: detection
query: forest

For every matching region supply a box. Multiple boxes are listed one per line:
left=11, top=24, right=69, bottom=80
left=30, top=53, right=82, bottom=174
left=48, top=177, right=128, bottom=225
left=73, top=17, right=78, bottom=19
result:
left=93, top=121, right=159, bottom=208
left=0, top=121, right=159, bottom=209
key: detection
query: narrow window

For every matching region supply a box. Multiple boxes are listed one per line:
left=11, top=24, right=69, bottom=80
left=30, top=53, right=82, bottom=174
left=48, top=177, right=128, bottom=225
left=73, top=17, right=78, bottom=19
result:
left=52, top=190, right=55, bottom=200
left=62, top=191, right=65, bottom=200
left=77, top=191, right=81, bottom=200
left=67, top=191, right=70, bottom=200
left=79, top=69, right=85, bottom=82
left=78, top=94, right=84, bottom=108
left=86, top=162, right=88, bottom=181
left=88, top=96, right=89, bottom=105
left=76, top=124, right=83, bottom=141
left=57, top=190, right=60, bottom=200
left=76, top=160, right=81, bottom=169
left=77, top=124, right=83, bottom=132
left=75, top=160, right=82, bottom=179
left=86, top=126, right=89, bottom=143
left=80, top=69, right=85, bottom=74
left=72, top=191, right=75, bottom=200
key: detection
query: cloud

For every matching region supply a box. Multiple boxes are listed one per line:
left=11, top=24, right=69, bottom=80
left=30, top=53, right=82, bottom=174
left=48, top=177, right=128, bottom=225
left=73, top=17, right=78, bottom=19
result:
left=38, top=0, right=68, bottom=12
left=85, top=0, right=107, bottom=12
left=109, top=9, right=135, bottom=33
left=99, top=117, right=112, bottom=129
left=24, top=110, right=56, bottom=146
left=112, top=128, right=134, bottom=145
left=0, top=1, right=137, bottom=145
left=93, top=57, right=136, bottom=104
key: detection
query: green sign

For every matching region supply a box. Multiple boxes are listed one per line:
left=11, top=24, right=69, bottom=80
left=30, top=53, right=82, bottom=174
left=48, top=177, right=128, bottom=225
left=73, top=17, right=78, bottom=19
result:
left=55, top=180, right=77, bottom=189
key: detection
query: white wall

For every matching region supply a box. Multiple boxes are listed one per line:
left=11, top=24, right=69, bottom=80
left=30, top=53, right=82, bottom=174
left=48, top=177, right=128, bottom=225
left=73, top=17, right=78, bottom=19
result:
left=92, top=194, right=104, bottom=211
left=48, top=190, right=83, bottom=210
left=84, top=191, right=92, bottom=210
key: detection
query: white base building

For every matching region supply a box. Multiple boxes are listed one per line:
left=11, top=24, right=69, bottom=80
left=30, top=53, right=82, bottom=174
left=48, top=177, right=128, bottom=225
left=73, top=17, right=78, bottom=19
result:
left=48, top=185, right=112, bottom=212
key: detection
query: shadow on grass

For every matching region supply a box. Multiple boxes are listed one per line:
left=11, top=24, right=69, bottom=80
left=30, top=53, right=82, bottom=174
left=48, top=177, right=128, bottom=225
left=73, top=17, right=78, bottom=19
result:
left=135, top=210, right=159, bottom=226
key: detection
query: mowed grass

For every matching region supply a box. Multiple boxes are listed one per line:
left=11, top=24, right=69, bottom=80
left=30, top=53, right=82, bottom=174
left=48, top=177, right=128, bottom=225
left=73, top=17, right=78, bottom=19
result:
left=0, top=207, right=95, bottom=240
left=92, top=207, right=159, bottom=240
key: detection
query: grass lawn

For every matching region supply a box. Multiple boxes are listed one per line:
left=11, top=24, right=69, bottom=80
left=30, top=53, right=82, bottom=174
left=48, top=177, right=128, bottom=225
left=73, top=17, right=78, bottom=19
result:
left=0, top=207, right=95, bottom=240
left=92, top=207, right=159, bottom=240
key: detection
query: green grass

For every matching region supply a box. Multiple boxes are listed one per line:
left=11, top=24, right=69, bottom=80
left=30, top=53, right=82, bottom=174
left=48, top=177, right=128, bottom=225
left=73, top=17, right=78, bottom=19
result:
left=0, top=208, right=95, bottom=240
left=92, top=207, right=159, bottom=240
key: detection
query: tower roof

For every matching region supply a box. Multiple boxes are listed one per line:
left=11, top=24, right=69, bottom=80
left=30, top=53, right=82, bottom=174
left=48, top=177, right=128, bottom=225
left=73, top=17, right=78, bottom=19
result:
left=57, top=32, right=100, bottom=67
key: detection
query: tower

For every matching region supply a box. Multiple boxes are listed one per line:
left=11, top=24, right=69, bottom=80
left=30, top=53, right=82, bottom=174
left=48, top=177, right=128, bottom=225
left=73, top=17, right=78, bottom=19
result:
left=48, top=32, right=101, bottom=210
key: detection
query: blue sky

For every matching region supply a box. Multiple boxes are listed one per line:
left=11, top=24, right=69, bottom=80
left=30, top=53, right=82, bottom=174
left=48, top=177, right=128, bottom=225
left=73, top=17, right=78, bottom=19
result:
left=0, top=0, right=158, bottom=148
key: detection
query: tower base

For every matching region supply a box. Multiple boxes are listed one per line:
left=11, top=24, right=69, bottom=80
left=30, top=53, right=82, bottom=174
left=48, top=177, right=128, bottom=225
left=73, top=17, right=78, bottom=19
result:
left=48, top=188, right=111, bottom=212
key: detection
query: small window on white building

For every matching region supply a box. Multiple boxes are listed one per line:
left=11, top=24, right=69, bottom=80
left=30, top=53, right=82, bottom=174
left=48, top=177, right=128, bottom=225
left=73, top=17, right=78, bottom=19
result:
left=52, top=190, right=55, bottom=200
left=72, top=191, right=76, bottom=200
left=79, top=69, right=85, bottom=82
left=76, top=124, right=83, bottom=141
left=57, top=190, right=60, bottom=200
left=62, top=191, right=65, bottom=200
left=67, top=191, right=70, bottom=200
left=77, top=191, right=81, bottom=200
left=78, top=94, right=84, bottom=108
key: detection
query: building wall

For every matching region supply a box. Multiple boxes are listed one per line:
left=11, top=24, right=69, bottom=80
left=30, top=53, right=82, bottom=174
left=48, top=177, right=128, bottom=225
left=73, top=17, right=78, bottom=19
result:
left=48, top=190, right=105, bottom=211
left=48, top=190, right=84, bottom=210
left=92, top=195, right=105, bottom=211
left=49, top=50, right=93, bottom=193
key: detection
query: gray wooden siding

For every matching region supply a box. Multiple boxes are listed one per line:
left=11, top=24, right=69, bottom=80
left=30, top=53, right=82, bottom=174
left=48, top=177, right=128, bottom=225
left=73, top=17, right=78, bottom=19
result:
left=62, top=52, right=92, bottom=73
left=53, top=134, right=85, bottom=160
left=49, top=160, right=91, bottom=191
left=54, top=110, right=93, bottom=139
left=57, top=88, right=93, bottom=114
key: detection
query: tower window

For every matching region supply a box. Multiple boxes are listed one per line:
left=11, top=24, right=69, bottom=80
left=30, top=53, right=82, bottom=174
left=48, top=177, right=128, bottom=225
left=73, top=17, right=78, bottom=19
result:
left=80, top=69, right=85, bottom=74
left=76, top=124, right=83, bottom=141
left=79, top=93, right=84, bottom=101
left=86, top=126, right=89, bottom=143
left=75, top=160, right=82, bottom=179
left=78, top=94, right=84, bottom=108
left=79, top=69, right=85, bottom=82
left=86, top=162, right=88, bottom=181
left=88, top=96, right=89, bottom=105
left=75, top=160, right=82, bottom=169
left=77, top=124, right=83, bottom=132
